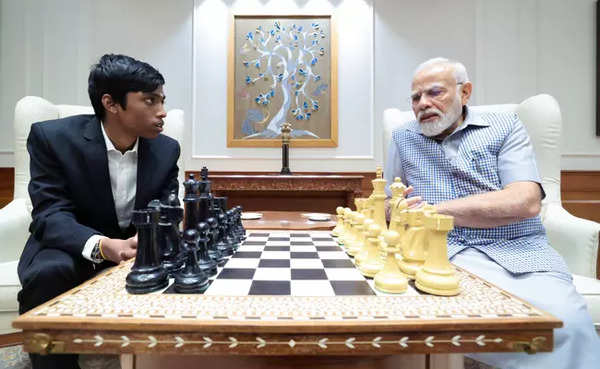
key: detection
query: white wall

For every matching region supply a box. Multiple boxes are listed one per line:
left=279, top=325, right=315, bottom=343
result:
left=0, top=0, right=193, bottom=166
left=191, top=0, right=375, bottom=172
left=1, top=0, right=599, bottom=171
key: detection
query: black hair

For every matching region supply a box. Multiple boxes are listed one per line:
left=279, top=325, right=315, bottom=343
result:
left=88, top=54, right=165, bottom=120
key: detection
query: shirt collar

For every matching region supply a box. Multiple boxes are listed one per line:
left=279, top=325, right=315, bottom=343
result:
left=100, top=121, right=139, bottom=153
left=407, top=106, right=490, bottom=136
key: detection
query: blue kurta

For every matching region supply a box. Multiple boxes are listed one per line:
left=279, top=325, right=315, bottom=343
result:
left=384, top=107, right=569, bottom=275
left=384, top=106, right=599, bottom=368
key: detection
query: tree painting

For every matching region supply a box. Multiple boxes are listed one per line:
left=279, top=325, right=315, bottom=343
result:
left=232, top=16, right=333, bottom=144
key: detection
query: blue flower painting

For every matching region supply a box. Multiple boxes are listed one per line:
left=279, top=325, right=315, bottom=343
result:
left=233, top=16, right=333, bottom=143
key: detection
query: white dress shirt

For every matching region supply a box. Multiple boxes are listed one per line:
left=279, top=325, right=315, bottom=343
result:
left=82, top=122, right=138, bottom=261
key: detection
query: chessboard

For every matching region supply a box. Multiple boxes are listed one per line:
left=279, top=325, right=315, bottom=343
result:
left=162, top=230, right=420, bottom=297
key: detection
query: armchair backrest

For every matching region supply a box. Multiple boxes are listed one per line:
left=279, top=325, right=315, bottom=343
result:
left=382, top=94, right=563, bottom=210
left=13, top=96, right=185, bottom=208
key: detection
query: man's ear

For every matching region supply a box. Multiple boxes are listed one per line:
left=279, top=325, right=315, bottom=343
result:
left=101, top=94, right=119, bottom=115
left=460, top=82, right=473, bottom=105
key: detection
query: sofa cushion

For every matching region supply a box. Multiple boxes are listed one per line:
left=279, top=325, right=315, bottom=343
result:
left=572, top=274, right=600, bottom=326
left=0, top=260, right=20, bottom=312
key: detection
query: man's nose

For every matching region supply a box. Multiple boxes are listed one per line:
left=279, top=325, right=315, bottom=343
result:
left=416, top=95, right=433, bottom=111
left=157, top=105, right=167, bottom=119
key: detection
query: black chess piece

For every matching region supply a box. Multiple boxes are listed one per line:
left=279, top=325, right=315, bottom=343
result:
left=199, top=167, right=211, bottom=194
left=216, top=213, right=234, bottom=256
left=206, top=217, right=227, bottom=266
left=197, top=167, right=213, bottom=224
left=183, top=174, right=201, bottom=231
left=225, top=209, right=241, bottom=249
left=208, top=196, right=224, bottom=233
left=195, top=222, right=218, bottom=277
left=159, top=192, right=184, bottom=276
left=216, top=196, right=227, bottom=210
left=174, top=229, right=210, bottom=294
left=126, top=208, right=169, bottom=294
left=235, top=206, right=247, bottom=240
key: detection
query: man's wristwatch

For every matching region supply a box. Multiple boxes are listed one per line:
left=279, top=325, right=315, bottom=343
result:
left=91, top=239, right=104, bottom=264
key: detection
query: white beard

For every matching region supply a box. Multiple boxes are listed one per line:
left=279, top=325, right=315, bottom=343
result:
left=418, top=97, right=463, bottom=137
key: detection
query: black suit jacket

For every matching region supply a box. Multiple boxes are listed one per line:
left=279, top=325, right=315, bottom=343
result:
left=17, top=114, right=180, bottom=277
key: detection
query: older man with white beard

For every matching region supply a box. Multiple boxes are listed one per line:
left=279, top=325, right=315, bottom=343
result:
left=384, top=58, right=599, bottom=369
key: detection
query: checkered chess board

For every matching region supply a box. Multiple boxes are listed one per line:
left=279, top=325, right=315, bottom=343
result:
left=164, top=231, right=420, bottom=297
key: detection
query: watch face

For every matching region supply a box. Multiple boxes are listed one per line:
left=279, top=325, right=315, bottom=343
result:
left=92, top=243, right=103, bottom=263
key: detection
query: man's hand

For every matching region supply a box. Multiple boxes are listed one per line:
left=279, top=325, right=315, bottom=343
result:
left=402, top=186, right=423, bottom=208
left=100, top=236, right=138, bottom=263
left=386, top=186, right=424, bottom=220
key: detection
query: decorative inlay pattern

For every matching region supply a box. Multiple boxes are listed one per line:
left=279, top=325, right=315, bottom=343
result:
left=210, top=175, right=364, bottom=192
left=71, top=334, right=505, bottom=350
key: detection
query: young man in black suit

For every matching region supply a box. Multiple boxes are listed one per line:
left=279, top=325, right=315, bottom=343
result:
left=17, top=54, right=180, bottom=369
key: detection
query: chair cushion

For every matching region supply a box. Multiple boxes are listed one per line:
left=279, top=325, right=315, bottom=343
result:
left=0, top=260, right=20, bottom=334
left=572, top=274, right=600, bottom=325
left=0, top=260, right=20, bottom=313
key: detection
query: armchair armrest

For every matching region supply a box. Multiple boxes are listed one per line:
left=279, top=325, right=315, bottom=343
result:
left=0, top=198, right=31, bottom=262
left=542, top=203, right=600, bottom=279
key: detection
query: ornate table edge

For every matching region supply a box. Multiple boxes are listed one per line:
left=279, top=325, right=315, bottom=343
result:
left=23, top=330, right=552, bottom=356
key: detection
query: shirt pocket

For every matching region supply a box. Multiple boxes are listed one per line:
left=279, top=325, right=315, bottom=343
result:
left=464, top=149, right=501, bottom=189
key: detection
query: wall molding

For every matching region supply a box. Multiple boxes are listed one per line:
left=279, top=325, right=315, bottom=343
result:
left=562, top=153, right=600, bottom=157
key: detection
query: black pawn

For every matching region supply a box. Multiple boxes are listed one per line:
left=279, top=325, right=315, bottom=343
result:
left=196, top=222, right=217, bottom=277
left=226, top=209, right=241, bottom=249
left=126, top=208, right=169, bottom=294
left=235, top=205, right=247, bottom=240
left=207, top=217, right=227, bottom=266
left=174, top=229, right=210, bottom=294
left=216, top=213, right=234, bottom=256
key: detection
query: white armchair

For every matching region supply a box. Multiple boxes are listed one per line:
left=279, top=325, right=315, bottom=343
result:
left=0, top=96, right=185, bottom=337
left=383, top=94, right=600, bottom=329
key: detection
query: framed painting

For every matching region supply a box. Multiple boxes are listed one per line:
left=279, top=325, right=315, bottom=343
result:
left=227, top=15, right=338, bottom=147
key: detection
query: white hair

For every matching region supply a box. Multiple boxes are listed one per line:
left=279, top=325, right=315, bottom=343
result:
left=414, top=57, right=469, bottom=84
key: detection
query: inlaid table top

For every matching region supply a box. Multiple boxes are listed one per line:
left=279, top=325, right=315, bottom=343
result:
left=13, top=230, right=561, bottom=357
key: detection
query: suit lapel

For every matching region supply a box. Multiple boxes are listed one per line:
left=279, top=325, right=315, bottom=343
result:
left=82, top=117, right=120, bottom=231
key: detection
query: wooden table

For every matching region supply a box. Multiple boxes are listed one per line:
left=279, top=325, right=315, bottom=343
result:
left=13, top=217, right=562, bottom=368
left=242, top=211, right=337, bottom=230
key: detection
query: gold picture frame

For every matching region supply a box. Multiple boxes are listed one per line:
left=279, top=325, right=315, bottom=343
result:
left=227, top=14, right=338, bottom=147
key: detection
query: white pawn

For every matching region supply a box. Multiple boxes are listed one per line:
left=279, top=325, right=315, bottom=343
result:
left=332, top=206, right=344, bottom=237
left=339, top=208, right=353, bottom=248
left=359, top=224, right=385, bottom=278
left=355, top=218, right=375, bottom=267
left=347, top=213, right=365, bottom=257
left=374, top=230, right=408, bottom=294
